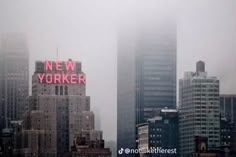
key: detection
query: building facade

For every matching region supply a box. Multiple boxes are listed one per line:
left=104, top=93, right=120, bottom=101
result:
left=0, top=34, right=29, bottom=130
left=71, top=130, right=111, bottom=157
left=29, top=60, right=90, bottom=157
left=12, top=111, right=51, bottom=157
left=179, top=61, right=220, bottom=157
left=220, top=95, right=236, bottom=123
left=117, top=20, right=176, bottom=155
left=138, top=109, right=178, bottom=157
left=220, top=118, right=234, bottom=147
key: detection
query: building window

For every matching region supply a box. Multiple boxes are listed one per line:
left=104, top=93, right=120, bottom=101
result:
left=55, top=86, right=58, bottom=95
left=60, top=86, right=63, bottom=95
left=65, top=86, right=68, bottom=95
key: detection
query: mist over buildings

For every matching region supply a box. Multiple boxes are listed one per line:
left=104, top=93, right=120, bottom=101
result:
left=0, top=0, right=236, bottom=141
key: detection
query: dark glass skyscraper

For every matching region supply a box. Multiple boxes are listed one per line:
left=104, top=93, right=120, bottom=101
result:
left=135, top=26, right=176, bottom=124
left=117, top=19, right=176, bottom=156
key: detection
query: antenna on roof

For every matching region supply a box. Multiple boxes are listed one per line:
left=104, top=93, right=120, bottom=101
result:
left=56, top=47, right=59, bottom=60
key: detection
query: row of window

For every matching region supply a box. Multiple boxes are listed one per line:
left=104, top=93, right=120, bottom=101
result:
left=55, top=85, right=68, bottom=95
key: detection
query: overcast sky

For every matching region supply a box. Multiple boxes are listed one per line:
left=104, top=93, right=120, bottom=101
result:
left=0, top=0, right=236, bottom=141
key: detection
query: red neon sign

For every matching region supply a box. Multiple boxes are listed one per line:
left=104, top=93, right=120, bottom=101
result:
left=37, top=60, right=86, bottom=84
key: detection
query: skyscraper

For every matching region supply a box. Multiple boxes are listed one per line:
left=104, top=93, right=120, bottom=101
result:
left=117, top=32, right=136, bottom=153
left=117, top=19, right=176, bottom=155
left=27, top=59, right=109, bottom=157
left=179, top=61, right=220, bottom=157
left=30, top=59, right=89, bottom=157
left=0, top=33, right=29, bottom=130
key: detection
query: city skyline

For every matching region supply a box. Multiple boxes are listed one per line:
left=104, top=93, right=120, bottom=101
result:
left=0, top=0, right=236, bottom=142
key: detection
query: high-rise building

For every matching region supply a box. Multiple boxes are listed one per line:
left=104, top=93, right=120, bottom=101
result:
left=137, top=109, right=178, bottom=157
left=0, top=34, right=29, bottom=130
left=179, top=61, right=220, bottom=157
left=29, top=59, right=90, bottom=157
left=26, top=59, right=110, bottom=157
left=117, top=20, right=176, bottom=155
left=220, top=95, right=236, bottom=123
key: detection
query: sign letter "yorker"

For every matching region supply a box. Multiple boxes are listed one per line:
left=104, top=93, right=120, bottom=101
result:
left=37, top=73, right=86, bottom=84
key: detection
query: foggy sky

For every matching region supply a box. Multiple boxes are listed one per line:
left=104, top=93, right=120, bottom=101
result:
left=0, top=0, right=236, bottom=141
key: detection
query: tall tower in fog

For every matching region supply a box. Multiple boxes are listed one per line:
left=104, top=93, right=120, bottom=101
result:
left=117, top=19, right=176, bottom=155
left=0, top=34, right=29, bottom=130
